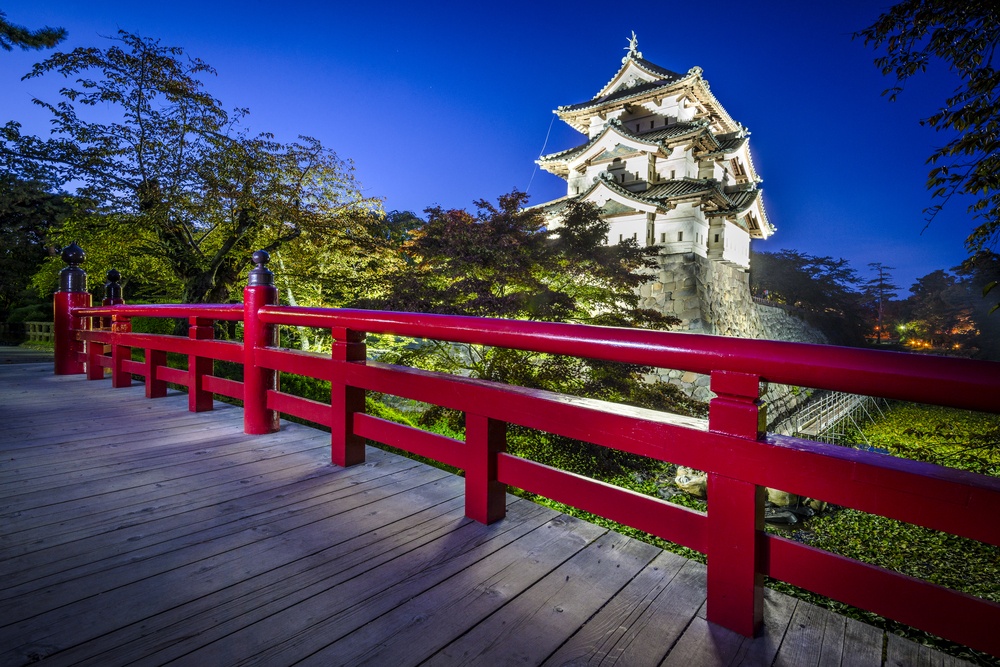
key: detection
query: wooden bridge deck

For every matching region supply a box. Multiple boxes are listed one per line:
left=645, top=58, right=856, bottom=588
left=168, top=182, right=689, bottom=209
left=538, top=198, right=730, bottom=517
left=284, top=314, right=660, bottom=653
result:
left=0, top=363, right=972, bottom=666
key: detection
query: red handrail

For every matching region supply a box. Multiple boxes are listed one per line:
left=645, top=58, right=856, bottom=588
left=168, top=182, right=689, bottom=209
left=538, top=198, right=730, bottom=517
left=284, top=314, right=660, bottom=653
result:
left=76, top=303, right=245, bottom=320
left=61, top=297, right=1000, bottom=656
left=256, top=305, right=1000, bottom=413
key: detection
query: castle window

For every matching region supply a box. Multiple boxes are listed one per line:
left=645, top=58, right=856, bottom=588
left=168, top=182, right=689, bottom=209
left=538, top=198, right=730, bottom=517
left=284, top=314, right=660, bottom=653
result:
left=670, top=170, right=676, bottom=179
left=714, top=234, right=720, bottom=243
left=650, top=121, right=654, bottom=129
left=660, top=232, right=666, bottom=242
left=678, top=231, right=684, bottom=242
left=619, top=234, right=623, bottom=243
left=632, top=233, right=637, bottom=240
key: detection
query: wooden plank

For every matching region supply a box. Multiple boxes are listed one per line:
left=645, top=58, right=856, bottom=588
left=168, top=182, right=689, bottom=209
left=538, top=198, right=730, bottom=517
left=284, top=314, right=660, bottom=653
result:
left=179, top=511, right=601, bottom=666
left=541, top=555, right=706, bottom=666
left=885, top=633, right=976, bottom=667
left=0, top=397, right=218, bottom=443
left=1, top=424, right=281, bottom=486
left=0, top=433, right=334, bottom=547
left=0, top=462, right=453, bottom=638
left=0, top=440, right=390, bottom=544
left=773, top=598, right=852, bottom=666
left=0, top=429, right=327, bottom=514
left=0, top=414, right=244, bottom=470
left=0, top=465, right=459, bottom=664
left=42, top=494, right=475, bottom=667
left=661, top=588, right=796, bottom=666
left=419, top=532, right=661, bottom=667
left=842, top=617, right=886, bottom=667
left=0, top=452, right=423, bottom=594
left=77, top=498, right=552, bottom=667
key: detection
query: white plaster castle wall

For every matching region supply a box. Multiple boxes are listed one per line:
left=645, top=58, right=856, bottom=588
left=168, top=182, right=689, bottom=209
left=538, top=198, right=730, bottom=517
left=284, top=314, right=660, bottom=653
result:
left=608, top=215, right=646, bottom=244
left=722, top=221, right=750, bottom=268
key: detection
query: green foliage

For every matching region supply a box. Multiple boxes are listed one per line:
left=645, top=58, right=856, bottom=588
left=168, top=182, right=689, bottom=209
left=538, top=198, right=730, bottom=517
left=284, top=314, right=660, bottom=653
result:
left=750, top=248, right=867, bottom=345
left=0, top=10, right=65, bottom=52
left=6, top=302, right=49, bottom=323
left=130, top=316, right=179, bottom=336
left=862, top=262, right=900, bottom=343
left=957, top=251, right=1000, bottom=359
left=857, top=0, right=1000, bottom=260
left=857, top=403, right=1000, bottom=475
left=378, top=194, right=669, bottom=324
left=0, top=175, right=75, bottom=319
left=800, top=403, right=1000, bottom=664
left=2, top=31, right=380, bottom=305
left=894, top=253, right=1000, bottom=360
left=371, top=192, right=687, bottom=410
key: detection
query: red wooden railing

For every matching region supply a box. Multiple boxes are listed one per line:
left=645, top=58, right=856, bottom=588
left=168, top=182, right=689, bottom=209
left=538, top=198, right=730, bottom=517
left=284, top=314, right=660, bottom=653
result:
left=52, top=252, right=1000, bottom=658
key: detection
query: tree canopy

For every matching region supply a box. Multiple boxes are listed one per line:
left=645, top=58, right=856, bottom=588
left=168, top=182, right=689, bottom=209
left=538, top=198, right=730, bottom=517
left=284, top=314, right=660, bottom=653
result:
left=378, top=193, right=672, bottom=326
left=0, top=10, right=65, bottom=52
left=1, top=31, right=380, bottom=304
left=750, top=249, right=867, bottom=345
left=369, top=193, right=689, bottom=415
left=857, top=0, right=1000, bottom=252
left=0, top=175, right=76, bottom=320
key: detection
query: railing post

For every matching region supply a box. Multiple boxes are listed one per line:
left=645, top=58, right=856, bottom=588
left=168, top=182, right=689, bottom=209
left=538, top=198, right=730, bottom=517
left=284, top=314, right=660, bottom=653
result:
left=54, top=242, right=91, bottom=375
left=465, top=413, right=507, bottom=524
left=243, top=250, right=279, bottom=434
left=101, top=269, right=123, bottom=324
left=707, top=370, right=766, bottom=637
left=145, top=348, right=168, bottom=398
left=188, top=316, right=215, bottom=412
left=88, top=269, right=124, bottom=380
left=111, top=313, right=132, bottom=388
left=330, top=327, right=366, bottom=467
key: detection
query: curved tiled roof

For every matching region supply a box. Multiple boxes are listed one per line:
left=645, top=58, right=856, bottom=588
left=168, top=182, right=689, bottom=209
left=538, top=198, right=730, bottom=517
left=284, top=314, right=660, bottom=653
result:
left=643, top=179, right=715, bottom=200
left=535, top=175, right=770, bottom=236
left=538, top=121, right=710, bottom=165
left=559, top=74, right=687, bottom=114
left=700, top=132, right=749, bottom=158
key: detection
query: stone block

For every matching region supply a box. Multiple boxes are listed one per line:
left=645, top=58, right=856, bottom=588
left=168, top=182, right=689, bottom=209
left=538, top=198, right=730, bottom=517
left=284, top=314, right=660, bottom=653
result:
left=692, top=386, right=714, bottom=401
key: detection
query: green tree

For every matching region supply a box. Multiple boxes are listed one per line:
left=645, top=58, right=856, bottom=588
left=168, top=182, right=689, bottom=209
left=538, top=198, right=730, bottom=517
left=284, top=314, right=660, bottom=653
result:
left=899, top=269, right=972, bottom=351
left=2, top=31, right=379, bottom=304
left=0, top=10, right=65, bottom=51
left=956, top=251, right=1000, bottom=359
left=373, top=193, right=684, bottom=407
left=857, top=1, right=1000, bottom=252
left=380, top=193, right=670, bottom=325
left=750, top=249, right=866, bottom=345
left=863, top=262, right=900, bottom=343
left=0, top=175, right=75, bottom=320
left=369, top=192, right=699, bottom=474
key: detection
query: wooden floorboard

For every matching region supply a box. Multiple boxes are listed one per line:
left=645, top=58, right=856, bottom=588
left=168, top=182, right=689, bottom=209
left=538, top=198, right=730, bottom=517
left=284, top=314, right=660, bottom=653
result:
left=0, top=362, right=976, bottom=667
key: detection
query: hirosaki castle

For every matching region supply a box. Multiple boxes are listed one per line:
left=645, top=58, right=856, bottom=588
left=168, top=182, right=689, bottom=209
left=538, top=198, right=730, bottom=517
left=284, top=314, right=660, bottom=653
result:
left=536, top=34, right=779, bottom=337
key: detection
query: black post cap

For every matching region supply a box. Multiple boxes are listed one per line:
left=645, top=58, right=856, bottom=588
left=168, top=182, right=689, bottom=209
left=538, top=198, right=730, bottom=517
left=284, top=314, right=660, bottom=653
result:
left=58, top=241, right=87, bottom=293
left=247, top=250, right=274, bottom=287
left=104, top=269, right=122, bottom=301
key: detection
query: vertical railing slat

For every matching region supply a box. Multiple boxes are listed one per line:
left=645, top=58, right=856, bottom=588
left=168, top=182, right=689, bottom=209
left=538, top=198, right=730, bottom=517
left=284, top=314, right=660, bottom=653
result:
left=188, top=316, right=215, bottom=412
left=706, top=369, right=766, bottom=636
left=465, top=413, right=507, bottom=524
left=330, top=327, right=366, bottom=467
left=111, top=314, right=132, bottom=388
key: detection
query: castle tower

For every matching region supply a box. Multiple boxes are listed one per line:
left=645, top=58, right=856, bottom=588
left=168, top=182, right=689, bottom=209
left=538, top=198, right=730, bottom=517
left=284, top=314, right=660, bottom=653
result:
left=535, top=33, right=775, bottom=334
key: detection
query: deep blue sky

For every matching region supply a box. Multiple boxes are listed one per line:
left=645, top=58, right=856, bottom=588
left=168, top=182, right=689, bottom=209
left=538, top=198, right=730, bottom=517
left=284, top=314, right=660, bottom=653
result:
left=0, top=1, right=980, bottom=292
